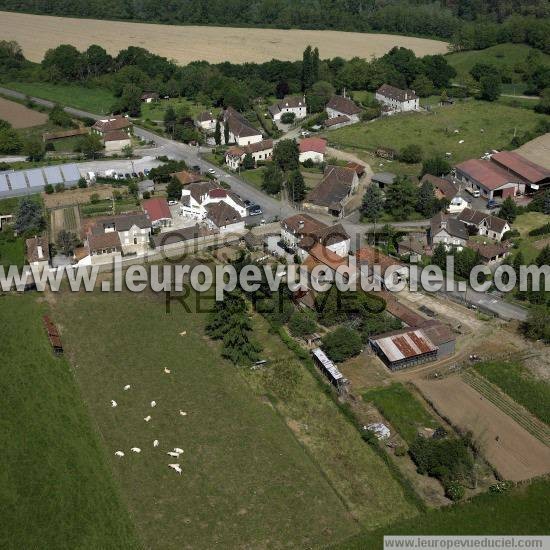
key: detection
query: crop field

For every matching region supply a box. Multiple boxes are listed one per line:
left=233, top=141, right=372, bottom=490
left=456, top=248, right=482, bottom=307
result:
left=53, top=287, right=380, bottom=549
left=0, top=294, right=139, bottom=549
left=414, top=375, right=550, bottom=482
left=42, top=185, right=115, bottom=209
left=0, top=96, right=47, bottom=128
left=473, top=361, right=550, bottom=426
left=0, top=11, right=448, bottom=65
left=324, top=100, right=547, bottom=164
left=340, top=477, right=550, bottom=549
left=363, top=383, right=439, bottom=445
left=1, top=81, right=115, bottom=114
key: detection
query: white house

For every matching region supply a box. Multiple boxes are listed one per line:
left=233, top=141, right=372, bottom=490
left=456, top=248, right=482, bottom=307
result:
left=429, top=212, right=469, bottom=250
left=91, top=116, right=132, bottom=138
left=268, top=96, right=307, bottom=121
left=196, top=111, right=217, bottom=132
left=205, top=202, right=245, bottom=234
left=375, top=84, right=419, bottom=113
left=325, top=95, right=362, bottom=124
left=280, top=214, right=350, bottom=260
left=103, top=130, right=132, bottom=152
left=221, top=107, right=263, bottom=146
left=224, top=139, right=273, bottom=171
left=457, top=208, right=510, bottom=242
left=447, top=196, right=469, bottom=214
left=180, top=181, right=247, bottom=220
left=299, top=138, right=327, bottom=164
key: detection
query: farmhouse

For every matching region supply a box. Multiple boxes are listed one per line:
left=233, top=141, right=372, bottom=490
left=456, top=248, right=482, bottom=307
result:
left=303, top=165, right=359, bottom=217
left=457, top=208, right=510, bottom=242
left=455, top=158, right=525, bottom=199
left=302, top=243, right=350, bottom=286
left=221, top=107, right=263, bottom=146
left=268, top=96, right=307, bottom=121
left=103, top=130, right=132, bottom=152
left=355, top=246, right=409, bottom=288
left=490, top=151, right=550, bottom=193
left=88, top=213, right=152, bottom=254
left=281, top=213, right=327, bottom=249
left=205, top=202, right=245, bottom=234
left=224, top=139, right=273, bottom=170
left=375, top=84, right=419, bottom=114
left=180, top=181, right=247, bottom=220
left=196, top=111, right=217, bottom=132
left=326, top=94, right=362, bottom=124
left=299, top=138, right=327, bottom=164
left=369, top=326, right=438, bottom=371
left=142, top=197, right=172, bottom=229
left=26, top=235, right=50, bottom=268
left=429, top=212, right=469, bottom=249
left=91, top=115, right=132, bottom=138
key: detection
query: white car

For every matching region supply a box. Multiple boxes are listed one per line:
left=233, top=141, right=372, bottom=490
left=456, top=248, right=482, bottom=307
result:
left=208, top=168, right=216, bottom=174
left=168, top=200, right=178, bottom=206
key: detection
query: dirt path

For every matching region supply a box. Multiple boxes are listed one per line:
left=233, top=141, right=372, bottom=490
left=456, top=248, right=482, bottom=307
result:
left=414, top=375, right=550, bottom=482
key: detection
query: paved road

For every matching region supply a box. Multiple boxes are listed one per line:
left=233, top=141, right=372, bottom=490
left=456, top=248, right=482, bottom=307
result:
left=0, top=86, right=527, bottom=321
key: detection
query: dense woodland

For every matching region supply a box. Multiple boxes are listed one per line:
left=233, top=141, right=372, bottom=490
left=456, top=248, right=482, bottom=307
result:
left=0, top=0, right=549, bottom=52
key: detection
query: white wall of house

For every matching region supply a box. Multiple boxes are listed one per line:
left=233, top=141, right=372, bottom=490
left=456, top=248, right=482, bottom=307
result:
left=273, top=104, right=307, bottom=121
left=225, top=154, right=243, bottom=171
left=299, top=151, right=324, bottom=163
left=375, top=93, right=419, bottom=112
left=104, top=138, right=132, bottom=152
left=432, top=229, right=466, bottom=249
left=209, top=220, right=246, bottom=234
left=117, top=225, right=151, bottom=253
left=479, top=220, right=510, bottom=242
left=198, top=119, right=216, bottom=131
left=327, top=240, right=350, bottom=257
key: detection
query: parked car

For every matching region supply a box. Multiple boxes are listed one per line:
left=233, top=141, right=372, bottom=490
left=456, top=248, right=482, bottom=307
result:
left=244, top=199, right=252, bottom=207
left=208, top=168, right=216, bottom=174
left=117, top=173, right=124, bottom=180
left=131, top=172, right=138, bottom=178
left=466, top=187, right=480, bottom=198
left=301, top=130, right=310, bottom=137
left=192, top=165, right=201, bottom=172
left=486, top=199, right=498, bottom=210
left=124, top=173, right=131, bottom=179
left=168, top=200, right=178, bottom=206
left=249, top=205, right=263, bottom=216
left=144, top=168, right=151, bottom=175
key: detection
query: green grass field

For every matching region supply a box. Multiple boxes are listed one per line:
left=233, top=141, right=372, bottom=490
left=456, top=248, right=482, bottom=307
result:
left=338, top=477, right=550, bottom=549
left=445, top=43, right=550, bottom=81
left=324, top=100, right=547, bottom=163
left=474, top=361, right=550, bottom=425
left=0, top=294, right=139, bottom=549
left=240, top=167, right=267, bottom=191
left=363, top=383, right=439, bottom=445
left=2, top=81, right=115, bottom=114
left=512, top=212, right=550, bottom=262
left=52, top=287, right=365, bottom=549
left=139, top=97, right=213, bottom=121
left=0, top=228, right=25, bottom=268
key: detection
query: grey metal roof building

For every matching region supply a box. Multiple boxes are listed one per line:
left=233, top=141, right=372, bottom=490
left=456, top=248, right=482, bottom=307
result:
left=0, top=163, right=81, bottom=198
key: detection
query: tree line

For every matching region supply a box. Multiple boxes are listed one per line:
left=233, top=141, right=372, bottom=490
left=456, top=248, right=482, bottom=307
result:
left=0, top=0, right=548, bottom=52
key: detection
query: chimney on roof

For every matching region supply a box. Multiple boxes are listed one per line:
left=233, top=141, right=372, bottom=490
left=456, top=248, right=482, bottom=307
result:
left=37, top=245, right=43, bottom=259
left=343, top=88, right=347, bottom=98
left=298, top=220, right=305, bottom=230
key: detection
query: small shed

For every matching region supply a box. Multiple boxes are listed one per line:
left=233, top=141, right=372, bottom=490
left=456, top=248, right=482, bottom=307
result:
left=311, top=347, right=349, bottom=389
left=371, top=172, right=397, bottom=189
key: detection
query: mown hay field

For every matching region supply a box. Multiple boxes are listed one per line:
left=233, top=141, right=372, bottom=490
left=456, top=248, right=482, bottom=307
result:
left=0, top=11, right=449, bottom=64
left=0, top=96, right=47, bottom=128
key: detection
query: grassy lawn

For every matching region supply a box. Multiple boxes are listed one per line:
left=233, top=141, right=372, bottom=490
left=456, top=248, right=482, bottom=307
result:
left=139, top=97, right=213, bottom=121
left=0, top=294, right=139, bottom=549
left=474, top=361, right=550, bottom=425
left=52, top=287, right=362, bottom=549
left=324, top=100, right=547, bottom=163
left=445, top=43, right=550, bottom=81
left=512, top=212, right=550, bottom=263
left=2, top=81, right=115, bottom=114
left=52, top=135, right=83, bottom=152
left=240, top=167, right=267, bottom=191
left=363, top=383, right=439, bottom=445
left=245, top=316, right=418, bottom=529
left=0, top=228, right=25, bottom=269
left=338, top=477, right=550, bottom=549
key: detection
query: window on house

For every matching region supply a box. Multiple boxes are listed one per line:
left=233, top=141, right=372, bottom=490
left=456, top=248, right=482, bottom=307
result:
left=134, top=238, right=137, bottom=245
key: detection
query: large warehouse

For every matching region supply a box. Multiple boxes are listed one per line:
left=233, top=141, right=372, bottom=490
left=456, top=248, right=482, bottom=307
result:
left=0, top=163, right=81, bottom=198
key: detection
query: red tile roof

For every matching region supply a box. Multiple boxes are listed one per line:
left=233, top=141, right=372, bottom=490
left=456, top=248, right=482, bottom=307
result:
left=299, top=137, right=327, bottom=154
left=491, top=151, right=550, bottom=185
left=172, top=170, right=205, bottom=185
left=104, top=130, right=130, bottom=142
left=307, top=242, right=348, bottom=271
left=209, top=188, right=227, bottom=198
left=455, top=159, right=522, bottom=190
left=142, top=197, right=172, bottom=222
